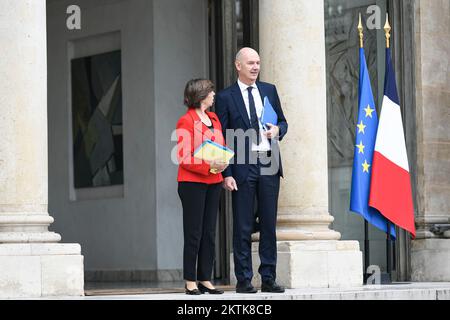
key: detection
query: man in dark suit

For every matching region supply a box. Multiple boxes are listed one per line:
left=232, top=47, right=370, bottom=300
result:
left=215, top=47, right=288, bottom=293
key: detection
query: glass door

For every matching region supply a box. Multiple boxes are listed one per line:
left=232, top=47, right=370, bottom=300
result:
left=325, top=0, right=416, bottom=282
left=324, top=0, right=393, bottom=281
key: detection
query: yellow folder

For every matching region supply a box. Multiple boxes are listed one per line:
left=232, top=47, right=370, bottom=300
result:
left=193, top=140, right=234, bottom=165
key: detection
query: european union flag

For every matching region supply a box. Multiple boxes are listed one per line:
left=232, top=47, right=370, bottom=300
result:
left=350, top=48, right=396, bottom=238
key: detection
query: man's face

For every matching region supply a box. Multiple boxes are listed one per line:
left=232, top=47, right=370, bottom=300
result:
left=236, top=50, right=260, bottom=84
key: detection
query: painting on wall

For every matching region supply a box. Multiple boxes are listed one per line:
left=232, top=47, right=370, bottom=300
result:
left=71, top=50, right=123, bottom=188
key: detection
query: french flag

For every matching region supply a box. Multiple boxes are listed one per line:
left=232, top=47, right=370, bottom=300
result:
left=369, top=48, right=416, bottom=238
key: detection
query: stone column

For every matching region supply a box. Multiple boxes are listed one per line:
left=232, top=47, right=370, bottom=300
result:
left=256, top=0, right=363, bottom=288
left=0, top=0, right=84, bottom=298
left=411, top=0, right=450, bottom=281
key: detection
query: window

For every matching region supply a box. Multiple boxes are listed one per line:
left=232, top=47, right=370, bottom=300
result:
left=71, top=50, right=124, bottom=189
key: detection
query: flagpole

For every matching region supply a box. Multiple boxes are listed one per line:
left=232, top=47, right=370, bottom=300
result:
left=358, top=13, right=371, bottom=284
left=384, top=13, right=393, bottom=284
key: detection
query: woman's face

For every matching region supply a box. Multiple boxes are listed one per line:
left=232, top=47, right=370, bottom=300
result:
left=202, top=90, right=215, bottom=109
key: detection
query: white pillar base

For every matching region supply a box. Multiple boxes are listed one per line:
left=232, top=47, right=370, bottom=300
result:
left=231, top=241, right=363, bottom=288
left=411, top=239, right=450, bottom=282
left=0, top=244, right=84, bottom=298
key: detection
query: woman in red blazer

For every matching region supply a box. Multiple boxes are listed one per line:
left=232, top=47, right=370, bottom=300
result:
left=176, top=79, right=228, bottom=295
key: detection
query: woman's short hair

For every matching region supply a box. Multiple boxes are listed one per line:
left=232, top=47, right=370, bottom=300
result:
left=184, top=79, right=215, bottom=109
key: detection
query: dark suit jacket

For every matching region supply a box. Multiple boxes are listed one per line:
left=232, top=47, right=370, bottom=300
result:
left=215, top=81, right=288, bottom=184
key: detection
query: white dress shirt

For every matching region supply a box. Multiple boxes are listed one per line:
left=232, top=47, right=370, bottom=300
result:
left=237, top=79, right=271, bottom=152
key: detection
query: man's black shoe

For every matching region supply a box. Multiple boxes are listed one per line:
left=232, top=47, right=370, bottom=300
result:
left=236, top=282, right=258, bottom=294
left=261, top=280, right=285, bottom=293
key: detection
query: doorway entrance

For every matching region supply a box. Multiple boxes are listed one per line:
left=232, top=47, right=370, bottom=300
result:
left=324, top=0, right=415, bottom=282
left=209, top=0, right=260, bottom=285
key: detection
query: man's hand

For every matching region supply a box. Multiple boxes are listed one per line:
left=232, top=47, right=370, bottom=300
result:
left=263, top=123, right=279, bottom=139
left=223, top=176, right=238, bottom=191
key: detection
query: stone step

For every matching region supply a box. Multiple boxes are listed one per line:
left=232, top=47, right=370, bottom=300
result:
left=31, top=282, right=450, bottom=300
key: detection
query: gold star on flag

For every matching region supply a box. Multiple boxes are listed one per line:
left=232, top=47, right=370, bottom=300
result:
left=357, top=121, right=366, bottom=134
left=356, top=141, right=365, bottom=154
left=364, top=105, right=375, bottom=118
left=362, top=160, right=371, bottom=173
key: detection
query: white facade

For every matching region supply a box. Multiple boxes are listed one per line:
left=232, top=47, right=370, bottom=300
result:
left=0, top=0, right=449, bottom=297
left=47, top=0, right=208, bottom=281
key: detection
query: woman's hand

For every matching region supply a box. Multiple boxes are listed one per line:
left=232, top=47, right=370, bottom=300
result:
left=209, top=160, right=228, bottom=173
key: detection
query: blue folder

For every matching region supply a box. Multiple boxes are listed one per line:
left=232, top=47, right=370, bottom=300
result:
left=261, top=96, right=278, bottom=130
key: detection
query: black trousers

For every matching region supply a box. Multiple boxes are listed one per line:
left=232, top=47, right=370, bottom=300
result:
left=232, top=154, right=280, bottom=284
left=178, top=182, right=222, bottom=281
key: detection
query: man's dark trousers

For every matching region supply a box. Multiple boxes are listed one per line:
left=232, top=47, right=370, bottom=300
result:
left=232, top=153, right=280, bottom=284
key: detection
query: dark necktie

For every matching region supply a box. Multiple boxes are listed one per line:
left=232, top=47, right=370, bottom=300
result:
left=247, top=87, right=260, bottom=144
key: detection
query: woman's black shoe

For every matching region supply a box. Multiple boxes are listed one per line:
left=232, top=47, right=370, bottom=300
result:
left=185, top=285, right=202, bottom=295
left=198, top=282, right=224, bottom=294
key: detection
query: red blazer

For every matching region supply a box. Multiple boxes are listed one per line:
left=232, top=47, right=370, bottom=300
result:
left=176, top=109, right=226, bottom=184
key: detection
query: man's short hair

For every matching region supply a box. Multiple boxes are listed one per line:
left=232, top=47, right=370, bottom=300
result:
left=235, top=49, right=243, bottom=62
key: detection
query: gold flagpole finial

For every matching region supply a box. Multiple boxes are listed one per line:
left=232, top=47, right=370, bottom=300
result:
left=358, top=13, right=364, bottom=48
left=384, top=13, right=391, bottom=48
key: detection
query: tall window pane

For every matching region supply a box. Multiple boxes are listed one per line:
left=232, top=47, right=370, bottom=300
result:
left=71, top=50, right=124, bottom=189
